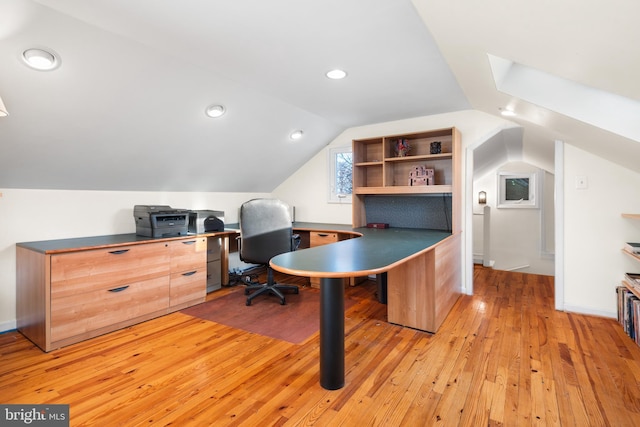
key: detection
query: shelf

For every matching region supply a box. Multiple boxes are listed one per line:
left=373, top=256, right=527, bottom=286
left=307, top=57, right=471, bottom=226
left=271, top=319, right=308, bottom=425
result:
left=385, top=153, right=452, bottom=162
left=623, top=249, right=640, bottom=263
left=623, top=280, right=640, bottom=299
left=354, top=185, right=453, bottom=195
left=622, top=213, right=640, bottom=219
left=355, top=161, right=383, bottom=167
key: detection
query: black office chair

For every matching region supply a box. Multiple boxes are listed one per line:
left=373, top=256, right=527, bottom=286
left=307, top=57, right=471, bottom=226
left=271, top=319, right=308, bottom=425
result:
left=239, top=198, right=300, bottom=305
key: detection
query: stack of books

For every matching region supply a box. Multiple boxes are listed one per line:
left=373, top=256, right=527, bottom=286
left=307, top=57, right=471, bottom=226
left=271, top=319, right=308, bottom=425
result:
left=624, top=242, right=640, bottom=255
left=617, top=285, right=640, bottom=344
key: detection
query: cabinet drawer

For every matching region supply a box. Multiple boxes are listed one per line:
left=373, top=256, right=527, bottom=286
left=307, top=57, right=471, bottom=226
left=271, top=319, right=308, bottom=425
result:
left=51, top=275, right=170, bottom=342
left=170, top=268, right=206, bottom=307
left=51, top=242, right=170, bottom=298
left=170, top=238, right=207, bottom=273
left=310, top=232, right=338, bottom=247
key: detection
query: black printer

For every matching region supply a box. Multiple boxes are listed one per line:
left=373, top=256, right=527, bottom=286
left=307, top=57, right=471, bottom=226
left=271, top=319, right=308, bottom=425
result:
left=188, top=210, right=225, bottom=234
left=134, top=205, right=190, bottom=238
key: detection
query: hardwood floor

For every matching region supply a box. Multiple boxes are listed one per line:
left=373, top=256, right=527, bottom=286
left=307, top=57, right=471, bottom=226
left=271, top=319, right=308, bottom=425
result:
left=2, top=266, right=640, bottom=426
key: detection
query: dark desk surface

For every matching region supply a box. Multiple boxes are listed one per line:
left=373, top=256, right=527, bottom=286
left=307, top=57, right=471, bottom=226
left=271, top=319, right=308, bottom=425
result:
left=16, top=230, right=237, bottom=254
left=271, top=226, right=452, bottom=278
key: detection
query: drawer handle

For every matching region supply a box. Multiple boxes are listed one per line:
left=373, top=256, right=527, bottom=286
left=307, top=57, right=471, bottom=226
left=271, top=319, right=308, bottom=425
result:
left=317, top=233, right=329, bottom=237
left=182, top=271, right=197, bottom=277
left=108, top=249, right=130, bottom=255
left=182, top=240, right=197, bottom=245
left=108, top=285, right=130, bottom=293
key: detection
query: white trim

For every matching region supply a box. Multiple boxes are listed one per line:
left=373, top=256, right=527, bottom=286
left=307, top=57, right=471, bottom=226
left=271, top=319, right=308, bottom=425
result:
left=327, top=146, right=352, bottom=204
left=0, top=320, right=17, bottom=334
left=554, top=140, right=564, bottom=311
left=464, top=145, right=474, bottom=295
left=497, top=170, right=540, bottom=208
left=562, top=305, right=615, bottom=319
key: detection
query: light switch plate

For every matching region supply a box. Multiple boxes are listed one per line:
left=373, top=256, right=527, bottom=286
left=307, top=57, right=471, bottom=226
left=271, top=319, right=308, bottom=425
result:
left=575, top=175, right=588, bottom=189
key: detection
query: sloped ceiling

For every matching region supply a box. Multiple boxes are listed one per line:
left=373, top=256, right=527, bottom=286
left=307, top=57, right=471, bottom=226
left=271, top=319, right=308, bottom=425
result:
left=1, top=0, right=638, bottom=193
left=0, top=0, right=469, bottom=191
left=413, top=0, right=640, bottom=175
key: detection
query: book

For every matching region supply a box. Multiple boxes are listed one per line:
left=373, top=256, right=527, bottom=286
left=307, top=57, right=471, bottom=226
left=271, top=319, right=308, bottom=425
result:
left=625, top=273, right=640, bottom=289
left=624, top=242, right=640, bottom=254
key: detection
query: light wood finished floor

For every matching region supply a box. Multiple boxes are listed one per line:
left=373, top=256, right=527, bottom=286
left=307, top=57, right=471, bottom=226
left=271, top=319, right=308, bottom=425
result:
left=2, top=267, right=640, bottom=426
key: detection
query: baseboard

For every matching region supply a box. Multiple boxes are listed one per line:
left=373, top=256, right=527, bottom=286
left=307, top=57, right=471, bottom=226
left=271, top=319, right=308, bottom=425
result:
left=0, top=319, right=17, bottom=334
left=561, top=304, right=616, bottom=319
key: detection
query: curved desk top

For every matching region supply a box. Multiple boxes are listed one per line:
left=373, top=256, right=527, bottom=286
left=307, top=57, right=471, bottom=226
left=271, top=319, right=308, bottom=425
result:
left=270, top=225, right=453, bottom=278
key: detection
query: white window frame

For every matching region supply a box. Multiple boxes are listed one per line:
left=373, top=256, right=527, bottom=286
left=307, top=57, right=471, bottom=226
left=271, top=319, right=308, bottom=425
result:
left=497, top=170, right=539, bottom=208
left=328, top=146, right=352, bottom=204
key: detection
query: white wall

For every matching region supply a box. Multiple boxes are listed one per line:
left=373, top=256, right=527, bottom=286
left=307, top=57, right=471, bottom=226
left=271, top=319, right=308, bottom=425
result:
left=0, top=189, right=269, bottom=331
left=472, top=161, right=555, bottom=275
left=563, top=144, right=640, bottom=317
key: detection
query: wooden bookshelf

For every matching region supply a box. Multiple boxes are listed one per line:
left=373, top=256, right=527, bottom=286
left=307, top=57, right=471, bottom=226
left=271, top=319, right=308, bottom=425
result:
left=620, top=213, right=640, bottom=346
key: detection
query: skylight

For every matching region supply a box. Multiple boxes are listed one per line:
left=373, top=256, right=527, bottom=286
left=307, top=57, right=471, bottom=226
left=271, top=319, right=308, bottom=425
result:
left=488, top=54, right=640, bottom=143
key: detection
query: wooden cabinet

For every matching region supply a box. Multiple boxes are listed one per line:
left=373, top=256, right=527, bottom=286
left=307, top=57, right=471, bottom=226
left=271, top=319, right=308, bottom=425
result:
left=49, top=242, right=171, bottom=344
left=352, top=127, right=460, bottom=231
left=16, top=235, right=208, bottom=352
left=309, top=232, right=340, bottom=288
left=169, top=237, right=207, bottom=309
left=387, top=233, right=461, bottom=332
left=310, top=231, right=339, bottom=247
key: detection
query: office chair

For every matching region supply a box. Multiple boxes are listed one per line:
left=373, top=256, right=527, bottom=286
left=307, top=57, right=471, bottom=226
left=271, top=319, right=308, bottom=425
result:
left=239, top=198, right=300, bottom=305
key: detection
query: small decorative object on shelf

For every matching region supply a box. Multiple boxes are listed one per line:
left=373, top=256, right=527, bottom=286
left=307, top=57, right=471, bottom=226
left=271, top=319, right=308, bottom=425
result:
left=395, top=138, right=411, bottom=157
left=408, top=166, right=434, bottom=186
left=430, top=141, right=442, bottom=154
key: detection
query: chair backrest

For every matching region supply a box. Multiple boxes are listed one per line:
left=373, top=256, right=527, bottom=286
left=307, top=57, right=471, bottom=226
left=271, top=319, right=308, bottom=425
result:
left=239, top=198, right=294, bottom=265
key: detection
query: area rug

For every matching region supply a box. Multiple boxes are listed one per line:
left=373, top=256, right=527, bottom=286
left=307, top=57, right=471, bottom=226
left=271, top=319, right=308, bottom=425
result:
left=180, top=285, right=357, bottom=344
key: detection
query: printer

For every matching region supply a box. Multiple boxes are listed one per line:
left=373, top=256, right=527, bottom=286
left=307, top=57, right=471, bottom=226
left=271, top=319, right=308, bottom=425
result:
left=188, top=210, right=225, bottom=234
left=134, top=205, right=190, bottom=238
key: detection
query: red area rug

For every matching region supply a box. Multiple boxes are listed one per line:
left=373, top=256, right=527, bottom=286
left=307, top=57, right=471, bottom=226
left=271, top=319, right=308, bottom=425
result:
left=181, top=285, right=357, bottom=344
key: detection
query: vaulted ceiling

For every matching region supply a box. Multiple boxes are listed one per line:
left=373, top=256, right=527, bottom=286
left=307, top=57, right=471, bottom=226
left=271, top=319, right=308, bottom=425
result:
left=1, top=0, right=638, bottom=191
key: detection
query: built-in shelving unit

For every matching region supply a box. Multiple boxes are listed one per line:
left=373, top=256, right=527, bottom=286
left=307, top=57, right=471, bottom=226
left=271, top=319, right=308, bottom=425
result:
left=352, top=127, right=460, bottom=230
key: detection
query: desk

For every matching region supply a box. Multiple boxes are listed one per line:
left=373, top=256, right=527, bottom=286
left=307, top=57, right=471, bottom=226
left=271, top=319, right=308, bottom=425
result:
left=270, top=225, right=461, bottom=390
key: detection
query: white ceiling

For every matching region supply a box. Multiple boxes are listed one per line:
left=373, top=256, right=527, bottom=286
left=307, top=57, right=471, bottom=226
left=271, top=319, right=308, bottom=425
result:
left=413, top=0, right=640, bottom=175
left=0, top=0, right=638, bottom=192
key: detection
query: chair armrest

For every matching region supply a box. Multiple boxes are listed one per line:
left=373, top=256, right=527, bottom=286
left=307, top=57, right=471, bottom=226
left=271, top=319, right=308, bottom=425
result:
left=292, top=233, right=301, bottom=251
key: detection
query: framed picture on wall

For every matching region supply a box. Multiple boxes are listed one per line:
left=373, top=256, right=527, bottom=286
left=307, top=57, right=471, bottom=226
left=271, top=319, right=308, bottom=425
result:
left=497, top=171, right=540, bottom=208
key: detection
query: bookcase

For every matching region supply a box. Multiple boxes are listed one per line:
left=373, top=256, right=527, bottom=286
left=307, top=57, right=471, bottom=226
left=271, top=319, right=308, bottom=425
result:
left=618, top=213, right=640, bottom=346
left=352, top=127, right=460, bottom=231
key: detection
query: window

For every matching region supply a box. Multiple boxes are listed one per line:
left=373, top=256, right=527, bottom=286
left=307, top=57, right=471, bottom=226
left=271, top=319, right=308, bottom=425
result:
left=497, top=171, right=539, bottom=208
left=328, top=146, right=352, bottom=203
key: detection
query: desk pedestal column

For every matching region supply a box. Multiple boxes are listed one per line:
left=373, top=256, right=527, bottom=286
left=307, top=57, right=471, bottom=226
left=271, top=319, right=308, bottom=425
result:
left=319, top=277, right=345, bottom=390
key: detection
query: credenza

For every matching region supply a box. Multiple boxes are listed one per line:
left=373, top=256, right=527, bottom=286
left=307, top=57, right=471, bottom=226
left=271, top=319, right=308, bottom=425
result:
left=16, top=232, right=232, bottom=352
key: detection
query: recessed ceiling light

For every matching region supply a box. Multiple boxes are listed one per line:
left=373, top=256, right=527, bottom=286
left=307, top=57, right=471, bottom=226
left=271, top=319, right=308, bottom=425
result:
left=290, top=130, right=304, bottom=140
left=326, top=69, right=347, bottom=80
left=500, top=108, right=516, bottom=117
left=22, top=48, right=60, bottom=71
left=205, top=104, right=226, bottom=118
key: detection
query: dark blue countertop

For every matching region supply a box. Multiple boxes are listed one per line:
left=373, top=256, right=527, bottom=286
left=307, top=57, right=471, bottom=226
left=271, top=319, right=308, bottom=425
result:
left=271, top=226, right=453, bottom=278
